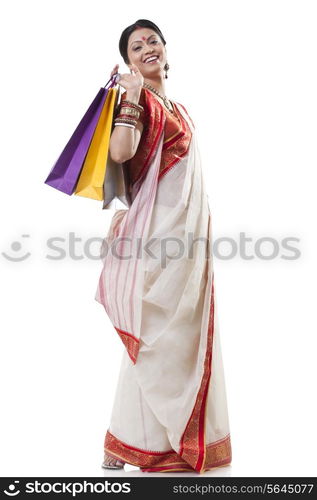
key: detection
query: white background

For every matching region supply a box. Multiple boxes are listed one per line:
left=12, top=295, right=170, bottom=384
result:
left=0, top=0, right=316, bottom=477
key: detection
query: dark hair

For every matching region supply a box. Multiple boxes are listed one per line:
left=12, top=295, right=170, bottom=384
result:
left=119, top=19, right=166, bottom=65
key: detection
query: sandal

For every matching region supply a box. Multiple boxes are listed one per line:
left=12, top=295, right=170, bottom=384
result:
left=102, top=454, right=125, bottom=469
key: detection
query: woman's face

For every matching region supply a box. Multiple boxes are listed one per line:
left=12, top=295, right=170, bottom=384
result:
left=126, top=27, right=167, bottom=77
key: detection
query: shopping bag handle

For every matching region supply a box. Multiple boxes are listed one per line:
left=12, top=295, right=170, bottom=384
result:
left=104, top=73, right=120, bottom=89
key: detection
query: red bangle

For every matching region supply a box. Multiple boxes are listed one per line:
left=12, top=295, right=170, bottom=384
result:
left=117, top=113, right=141, bottom=120
left=121, top=100, right=144, bottom=112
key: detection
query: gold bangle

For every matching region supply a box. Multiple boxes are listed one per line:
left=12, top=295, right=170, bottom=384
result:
left=120, top=107, right=140, bottom=118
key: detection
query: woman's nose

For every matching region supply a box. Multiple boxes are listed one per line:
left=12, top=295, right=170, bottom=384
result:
left=144, top=46, right=154, bottom=54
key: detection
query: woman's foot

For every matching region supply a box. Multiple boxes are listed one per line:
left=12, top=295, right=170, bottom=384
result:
left=102, top=453, right=125, bottom=469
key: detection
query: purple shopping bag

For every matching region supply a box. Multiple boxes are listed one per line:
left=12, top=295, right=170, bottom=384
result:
left=44, top=74, right=119, bottom=195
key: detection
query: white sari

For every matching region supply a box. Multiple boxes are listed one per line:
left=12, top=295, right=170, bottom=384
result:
left=95, top=101, right=232, bottom=473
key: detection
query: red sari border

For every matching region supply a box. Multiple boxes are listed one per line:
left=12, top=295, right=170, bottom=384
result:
left=178, top=264, right=218, bottom=472
left=104, top=429, right=232, bottom=473
left=96, top=277, right=140, bottom=364
left=113, top=327, right=139, bottom=364
left=133, top=99, right=165, bottom=186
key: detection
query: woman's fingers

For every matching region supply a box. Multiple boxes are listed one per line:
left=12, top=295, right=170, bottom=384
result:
left=130, top=64, right=139, bottom=74
left=110, top=64, right=119, bottom=78
left=130, top=64, right=144, bottom=85
left=113, top=64, right=143, bottom=91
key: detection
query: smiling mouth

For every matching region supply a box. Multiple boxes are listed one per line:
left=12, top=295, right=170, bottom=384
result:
left=143, top=56, right=159, bottom=64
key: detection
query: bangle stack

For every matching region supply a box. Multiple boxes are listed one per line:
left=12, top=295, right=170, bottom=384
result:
left=114, top=99, right=144, bottom=129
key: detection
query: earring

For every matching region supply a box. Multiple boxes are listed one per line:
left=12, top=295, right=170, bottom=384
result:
left=164, top=62, right=170, bottom=79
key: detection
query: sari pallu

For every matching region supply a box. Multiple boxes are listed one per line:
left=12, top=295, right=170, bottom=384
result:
left=95, top=96, right=232, bottom=473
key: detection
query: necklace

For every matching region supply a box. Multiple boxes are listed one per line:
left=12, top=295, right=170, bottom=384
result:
left=142, top=82, right=174, bottom=113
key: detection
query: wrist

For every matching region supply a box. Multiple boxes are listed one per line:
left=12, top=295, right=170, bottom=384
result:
left=126, top=88, right=142, bottom=104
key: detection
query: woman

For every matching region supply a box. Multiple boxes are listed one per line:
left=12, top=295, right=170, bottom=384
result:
left=95, top=19, right=232, bottom=473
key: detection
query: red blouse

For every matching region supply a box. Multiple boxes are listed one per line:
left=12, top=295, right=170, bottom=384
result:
left=117, top=88, right=194, bottom=190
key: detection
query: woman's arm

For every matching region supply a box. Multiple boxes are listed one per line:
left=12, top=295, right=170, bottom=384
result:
left=109, top=88, right=144, bottom=164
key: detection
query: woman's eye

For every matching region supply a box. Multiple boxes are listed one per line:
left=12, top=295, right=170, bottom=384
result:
left=133, top=40, right=158, bottom=51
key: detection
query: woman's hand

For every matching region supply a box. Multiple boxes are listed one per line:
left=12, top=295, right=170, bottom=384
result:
left=110, top=64, right=120, bottom=79
left=110, top=63, right=143, bottom=93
